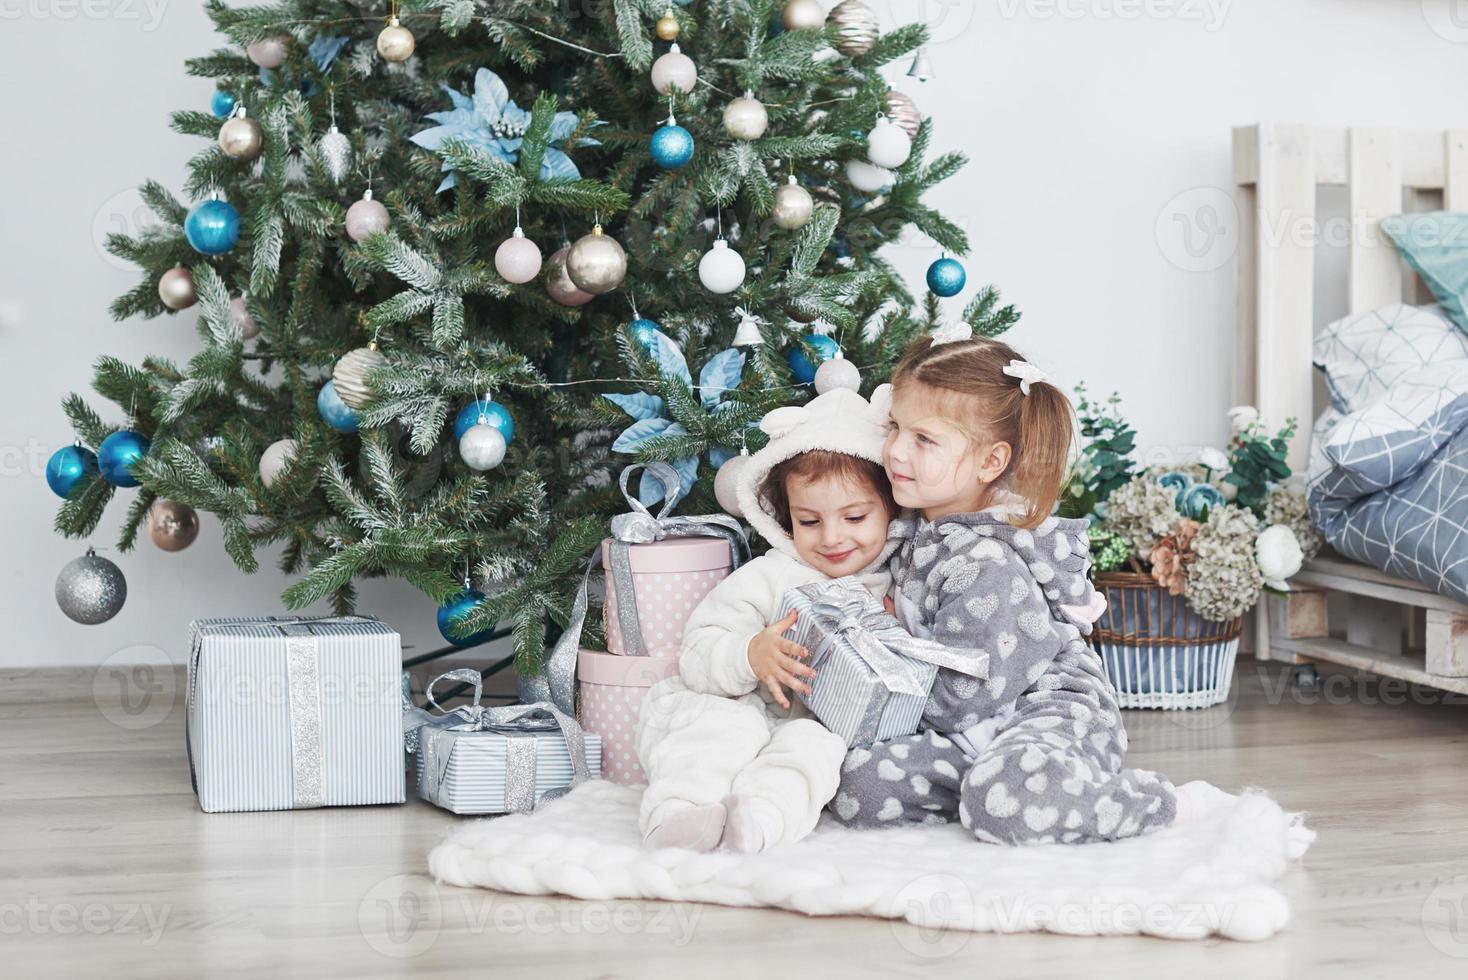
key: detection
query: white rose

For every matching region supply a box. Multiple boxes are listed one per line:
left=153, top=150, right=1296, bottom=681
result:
left=1198, top=446, right=1229, bottom=472
left=1256, top=524, right=1304, bottom=590
left=1227, top=405, right=1260, bottom=433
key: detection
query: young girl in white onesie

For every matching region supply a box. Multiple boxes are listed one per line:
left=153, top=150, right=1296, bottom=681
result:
left=635, top=387, right=902, bottom=853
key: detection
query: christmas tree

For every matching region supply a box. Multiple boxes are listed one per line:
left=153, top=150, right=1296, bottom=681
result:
left=51, top=0, right=1017, bottom=675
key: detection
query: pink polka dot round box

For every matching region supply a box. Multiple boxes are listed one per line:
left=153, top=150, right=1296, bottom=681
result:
left=576, top=649, right=679, bottom=784
left=601, top=535, right=733, bottom=658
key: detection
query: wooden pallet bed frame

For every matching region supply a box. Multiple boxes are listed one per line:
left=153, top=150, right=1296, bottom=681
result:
left=1233, top=122, right=1468, bottom=693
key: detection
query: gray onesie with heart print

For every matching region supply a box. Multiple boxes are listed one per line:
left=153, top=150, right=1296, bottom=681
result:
left=827, top=511, right=1179, bottom=845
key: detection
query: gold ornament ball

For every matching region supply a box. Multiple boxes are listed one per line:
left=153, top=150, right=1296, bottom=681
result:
left=884, top=90, right=922, bottom=137
left=827, top=0, right=880, bottom=57
left=544, top=246, right=595, bottom=307
left=332, top=344, right=387, bottom=410
left=158, top=266, right=197, bottom=311
left=771, top=179, right=814, bottom=230
left=782, top=0, right=826, bottom=31
left=218, top=113, right=264, bottom=161
left=566, top=225, right=627, bottom=295
left=376, top=16, right=416, bottom=63
left=149, top=499, right=200, bottom=552
left=655, top=10, right=680, bottom=40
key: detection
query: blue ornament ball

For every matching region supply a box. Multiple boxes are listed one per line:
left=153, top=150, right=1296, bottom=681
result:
left=787, top=333, right=842, bottom=385
left=317, top=381, right=360, bottom=434
left=926, top=256, right=967, bottom=297
left=452, top=400, right=515, bottom=443
left=98, top=430, right=150, bottom=488
left=437, top=590, right=495, bottom=647
left=630, top=318, right=660, bottom=351
left=185, top=199, right=242, bottom=256
left=650, top=123, right=695, bottom=169
left=46, top=445, right=98, bottom=498
left=211, top=90, right=237, bottom=118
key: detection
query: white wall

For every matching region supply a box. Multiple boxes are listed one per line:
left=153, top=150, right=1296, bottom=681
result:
left=4, top=0, right=1468, bottom=669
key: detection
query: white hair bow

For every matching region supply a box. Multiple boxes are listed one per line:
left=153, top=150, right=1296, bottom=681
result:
left=929, top=322, right=973, bottom=347
left=1001, top=359, right=1049, bottom=395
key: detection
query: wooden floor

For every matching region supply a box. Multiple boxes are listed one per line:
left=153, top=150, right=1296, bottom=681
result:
left=5, top=660, right=1468, bottom=979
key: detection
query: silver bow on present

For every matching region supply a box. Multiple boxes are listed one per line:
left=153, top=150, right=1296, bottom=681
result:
left=797, top=580, right=990, bottom=688
left=403, top=668, right=593, bottom=813
left=532, top=462, right=750, bottom=712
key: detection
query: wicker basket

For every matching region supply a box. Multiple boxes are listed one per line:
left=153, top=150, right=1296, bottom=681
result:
left=1092, top=572, right=1243, bottom=710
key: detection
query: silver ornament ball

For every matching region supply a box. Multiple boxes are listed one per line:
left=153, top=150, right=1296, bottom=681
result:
left=771, top=179, right=814, bottom=230
left=158, top=266, right=197, bottom=311
left=723, top=94, right=769, bottom=141
left=56, top=550, right=127, bottom=625
left=332, top=344, right=387, bottom=410
left=713, top=455, right=751, bottom=518
left=566, top=226, right=627, bottom=295
left=544, top=246, right=595, bottom=307
left=884, top=90, right=922, bottom=137
left=782, top=0, right=826, bottom=30
left=258, top=438, right=298, bottom=489
left=346, top=190, right=390, bottom=242
left=218, top=112, right=264, bottom=161
left=459, top=423, right=507, bottom=471
left=814, top=356, right=862, bottom=394
left=827, top=0, right=880, bottom=57
left=229, top=296, right=258, bottom=339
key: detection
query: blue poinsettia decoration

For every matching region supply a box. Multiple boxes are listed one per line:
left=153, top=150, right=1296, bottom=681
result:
left=603, top=329, right=747, bottom=508
left=411, top=68, right=599, bottom=192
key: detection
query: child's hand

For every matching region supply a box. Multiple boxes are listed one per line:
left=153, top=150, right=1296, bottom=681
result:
left=746, top=610, right=816, bottom=709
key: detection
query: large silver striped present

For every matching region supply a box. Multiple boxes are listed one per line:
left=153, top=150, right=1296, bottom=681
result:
left=405, top=669, right=600, bottom=815
left=780, top=580, right=989, bottom=748
left=186, top=615, right=406, bottom=813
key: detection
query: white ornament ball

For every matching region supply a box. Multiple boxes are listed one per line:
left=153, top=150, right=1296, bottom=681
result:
left=346, top=190, right=390, bottom=242
left=494, top=228, right=543, bottom=284
left=459, top=424, right=507, bottom=471
left=714, top=455, right=751, bottom=518
left=333, top=345, right=387, bottom=410
left=247, top=36, right=288, bottom=70
left=866, top=116, right=912, bottom=169
left=158, top=266, right=197, bottom=311
left=698, top=239, right=746, bottom=294
left=845, top=158, right=891, bottom=193
left=723, top=94, right=768, bottom=141
left=771, top=179, right=814, bottom=230
left=814, top=356, right=862, bottom=395
left=651, top=43, right=697, bottom=95
left=259, top=438, right=298, bottom=489
left=782, top=0, right=826, bottom=31
left=229, top=296, right=259, bottom=340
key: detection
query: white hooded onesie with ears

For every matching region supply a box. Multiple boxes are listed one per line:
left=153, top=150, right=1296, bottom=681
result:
left=635, top=385, right=904, bottom=847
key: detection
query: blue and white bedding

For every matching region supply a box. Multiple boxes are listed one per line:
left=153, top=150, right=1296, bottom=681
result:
left=1307, top=303, right=1468, bottom=604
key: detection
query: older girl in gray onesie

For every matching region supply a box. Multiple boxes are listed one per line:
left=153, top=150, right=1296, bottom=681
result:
left=831, top=329, right=1227, bottom=845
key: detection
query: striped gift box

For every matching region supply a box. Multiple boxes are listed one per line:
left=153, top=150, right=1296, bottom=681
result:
left=781, top=583, right=938, bottom=748
left=186, top=615, right=406, bottom=813
left=413, top=730, right=602, bottom=815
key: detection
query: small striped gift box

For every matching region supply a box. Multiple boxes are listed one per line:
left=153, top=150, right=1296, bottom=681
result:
left=186, top=615, right=406, bottom=814
left=412, top=730, right=602, bottom=815
left=780, top=580, right=941, bottom=748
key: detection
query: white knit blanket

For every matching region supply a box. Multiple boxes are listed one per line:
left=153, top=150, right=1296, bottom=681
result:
left=428, top=780, right=1315, bottom=942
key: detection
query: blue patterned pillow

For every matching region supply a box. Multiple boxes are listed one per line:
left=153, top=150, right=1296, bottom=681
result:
left=1381, top=212, right=1468, bottom=334
left=1311, top=304, right=1468, bottom=498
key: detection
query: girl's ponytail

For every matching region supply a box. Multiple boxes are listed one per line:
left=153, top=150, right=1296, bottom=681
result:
left=1010, top=381, right=1074, bottom=528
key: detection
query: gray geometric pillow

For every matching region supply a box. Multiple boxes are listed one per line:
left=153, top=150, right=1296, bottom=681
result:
left=1313, top=303, right=1468, bottom=412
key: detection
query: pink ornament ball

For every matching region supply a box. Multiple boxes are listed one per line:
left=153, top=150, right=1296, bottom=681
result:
left=495, top=229, right=544, bottom=284
left=247, top=36, right=288, bottom=70
left=345, top=193, right=390, bottom=243
left=544, top=246, right=595, bottom=307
